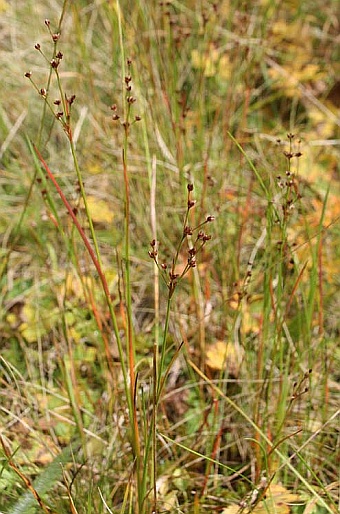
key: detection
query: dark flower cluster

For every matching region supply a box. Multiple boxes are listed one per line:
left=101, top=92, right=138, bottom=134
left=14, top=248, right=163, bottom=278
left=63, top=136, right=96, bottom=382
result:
left=24, top=19, right=76, bottom=137
left=275, top=133, right=303, bottom=222
left=149, top=183, right=214, bottom=298
left=111, top=59, right=141, bottom=134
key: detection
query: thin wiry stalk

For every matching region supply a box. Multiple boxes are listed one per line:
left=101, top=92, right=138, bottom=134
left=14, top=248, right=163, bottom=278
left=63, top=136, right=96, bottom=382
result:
left=33, top=146, right=130, bottom=407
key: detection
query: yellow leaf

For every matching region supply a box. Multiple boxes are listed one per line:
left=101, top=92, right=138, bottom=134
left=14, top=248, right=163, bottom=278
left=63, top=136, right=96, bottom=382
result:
left=86, top=195, right=114, bottom=224
left=204, top=58, right=216, bottom=77
left=191, top=47, right=219, bottom=77
left=156, top=474, right=170, bottom=496
left=257, top=484, right=300, bottom=513
left=271, top=19, right=302, bottom=41
left=159, top=490, right=178, bottom=511
left=19, top=304, right=45, bottom=342
left=88, top=163, right=102, bottom=174
left=191, top=49, right=205, bottom=69
left=268, top=67, right=300, bottom=98
left=222, top=506, right=239, bottom=514
left=229, top=292, right=241, bottom=310
left=19, top=303, right=60, bottom=343
left=61, top=273, right=93, bottom=298
left=219, top=54, right=232, bottom=80
left=0, top=0, right=9, bottom=12
left=206, top=341, right=243, bottom=376
left=242, top=310, right=261, bottom=335
left=308, top=107, right=338, bottom=140
left=68, top=326, right=82, bottom=343
left=6, top=313, right=18, bottom=327
left=222, top=484, right=300, bottom=514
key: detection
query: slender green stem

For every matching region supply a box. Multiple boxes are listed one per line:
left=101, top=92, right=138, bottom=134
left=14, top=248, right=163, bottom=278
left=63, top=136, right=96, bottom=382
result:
left=33, top=146, right=130, bottom=407
left=156, top=292, right=172, bottom=401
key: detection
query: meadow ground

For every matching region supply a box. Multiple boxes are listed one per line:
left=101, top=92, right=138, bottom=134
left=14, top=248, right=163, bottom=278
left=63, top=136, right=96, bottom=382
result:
left=0, top=1, right=339, bottom=513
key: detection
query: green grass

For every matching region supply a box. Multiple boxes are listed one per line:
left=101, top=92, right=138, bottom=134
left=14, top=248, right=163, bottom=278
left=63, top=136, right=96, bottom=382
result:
left=0, top=1, right=339, bottom=513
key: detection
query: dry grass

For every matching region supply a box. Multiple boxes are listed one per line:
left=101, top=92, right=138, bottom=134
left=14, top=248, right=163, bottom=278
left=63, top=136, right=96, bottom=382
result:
left=0, top=1, right=339, bottom=513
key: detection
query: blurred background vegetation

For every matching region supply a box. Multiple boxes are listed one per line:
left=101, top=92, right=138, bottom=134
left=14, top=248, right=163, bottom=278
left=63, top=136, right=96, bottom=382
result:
left=0, top=1, right=339, bottom=513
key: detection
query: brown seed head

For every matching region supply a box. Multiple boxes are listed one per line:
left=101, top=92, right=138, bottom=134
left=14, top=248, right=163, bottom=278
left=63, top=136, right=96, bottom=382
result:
left=283, top=151, right=293, bottom=159
left=188, top=257, right=196, bottom=267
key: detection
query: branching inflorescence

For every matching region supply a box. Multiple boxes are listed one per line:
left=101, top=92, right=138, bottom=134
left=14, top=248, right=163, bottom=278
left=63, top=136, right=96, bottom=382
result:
left=148, top=183, right=214, bottom=298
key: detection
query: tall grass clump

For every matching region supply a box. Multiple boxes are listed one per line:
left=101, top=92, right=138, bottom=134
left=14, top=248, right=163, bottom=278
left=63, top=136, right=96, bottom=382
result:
left=0, top=1, right=339, bottom=514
